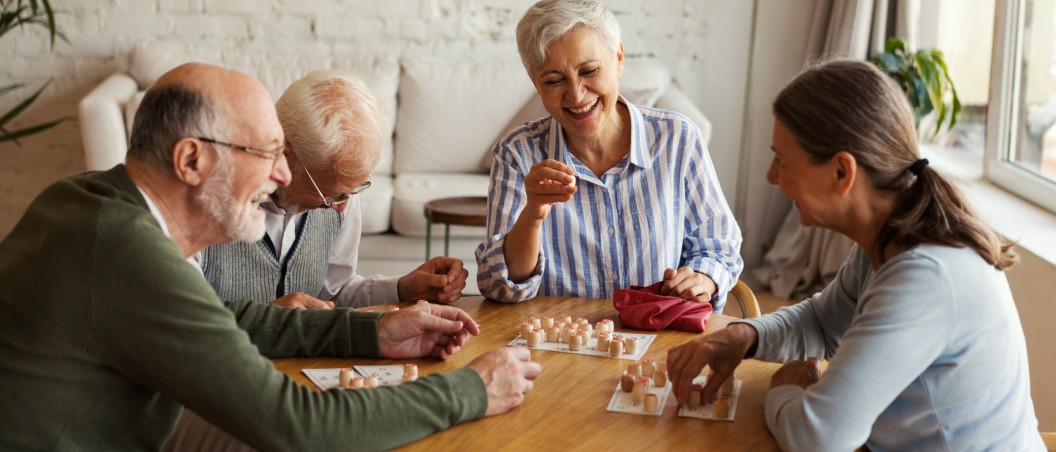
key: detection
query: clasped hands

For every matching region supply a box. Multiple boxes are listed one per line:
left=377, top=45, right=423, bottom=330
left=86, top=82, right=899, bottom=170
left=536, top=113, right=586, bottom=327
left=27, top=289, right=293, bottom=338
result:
left=268, top=256, right=469, bottom=310
left=667, top=323, right=820, bottom=405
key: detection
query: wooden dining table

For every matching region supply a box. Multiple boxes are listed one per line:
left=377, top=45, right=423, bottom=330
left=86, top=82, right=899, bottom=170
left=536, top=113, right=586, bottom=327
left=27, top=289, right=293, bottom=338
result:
left=272, top=295, right=781, bottom=451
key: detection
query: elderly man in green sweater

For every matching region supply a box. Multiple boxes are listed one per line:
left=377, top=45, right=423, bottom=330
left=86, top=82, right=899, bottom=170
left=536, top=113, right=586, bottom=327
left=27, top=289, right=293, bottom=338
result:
left=0, top=62, right=540, bottom=451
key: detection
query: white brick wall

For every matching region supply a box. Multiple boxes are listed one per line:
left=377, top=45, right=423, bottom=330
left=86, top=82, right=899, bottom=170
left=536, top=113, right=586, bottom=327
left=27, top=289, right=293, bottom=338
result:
left=0, top=0, right=753, bottom=238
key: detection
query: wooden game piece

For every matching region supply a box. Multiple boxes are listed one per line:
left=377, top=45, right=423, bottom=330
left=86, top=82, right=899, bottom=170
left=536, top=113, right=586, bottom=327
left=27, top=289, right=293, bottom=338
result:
left=520, top=322, right=534, bottom=338
left=644, top=393, right=659, bottom=413
left=402, top=371, right=417, bottom=383
left=416, top=300, right=429, bottom=305
left=720, top=372, right=736, bottom=397
left=621, top=371, right=635, bottom=392
left=542, top=316, right=554, bottom=329
left=569, top=333, right=582, bottom=351
left=688, top=385, right=702, bottom=410
left=575, top=317, right=589, bottom=326
left=387, top=305, right=400, bottom=311
left=404, top=363, right=418, bottom=378
left=546, top=326, right=560, bottom=343
left=656, top=359, right=667, bottom=372
left=559, top=314, right=572, bottom=324
left=627, top=362, right=642, bottom=377
left=713, top=396, right=730, bottom=418
left=527, top=328, right=541, bottom=347
left=529, top=316, right=542, bottom=328
left=563, top=325, right=577, bottom=344
left=641, top=359, right=655, bottom=377
left=347, top=376, right=364, bottom=389
left=364, top=375, right=378, bottom=389
left=624, top=337, right=639, bottom=355
left=596, top=332, right=611, bottom=351
left=631, top=380, right=647, bottom=404
left=339, top=368, right=355, bottom=388
left=608, top=338, right=624, bottom=357
left=652, top=368, right=668, bottom=387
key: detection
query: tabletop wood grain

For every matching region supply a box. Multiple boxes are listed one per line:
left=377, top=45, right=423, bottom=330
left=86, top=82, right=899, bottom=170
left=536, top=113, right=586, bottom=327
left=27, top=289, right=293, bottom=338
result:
left=272, top=296, right=781, bottom=451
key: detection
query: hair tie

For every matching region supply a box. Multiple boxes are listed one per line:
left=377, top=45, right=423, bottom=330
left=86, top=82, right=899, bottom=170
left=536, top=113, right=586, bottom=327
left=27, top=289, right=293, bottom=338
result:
left=908, top=158, right=929, bottom=176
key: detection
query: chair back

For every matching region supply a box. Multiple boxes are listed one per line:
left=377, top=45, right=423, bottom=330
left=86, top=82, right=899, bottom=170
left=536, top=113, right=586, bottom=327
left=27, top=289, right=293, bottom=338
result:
left=728, top=280, right=761, bottom=318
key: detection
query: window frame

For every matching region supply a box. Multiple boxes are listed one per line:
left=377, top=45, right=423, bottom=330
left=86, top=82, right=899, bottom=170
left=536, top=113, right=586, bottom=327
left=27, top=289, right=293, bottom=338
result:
left=986, top=0, right=1056, bottom=213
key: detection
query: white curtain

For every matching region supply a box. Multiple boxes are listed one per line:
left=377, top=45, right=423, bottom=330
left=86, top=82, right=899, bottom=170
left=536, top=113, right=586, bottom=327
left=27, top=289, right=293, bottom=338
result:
left=751, top=0, right=921, bottom=299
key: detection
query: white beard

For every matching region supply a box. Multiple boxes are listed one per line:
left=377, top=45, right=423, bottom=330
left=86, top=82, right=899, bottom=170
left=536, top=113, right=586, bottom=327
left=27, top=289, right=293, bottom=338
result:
left=198, top=160, right=274, bottom=243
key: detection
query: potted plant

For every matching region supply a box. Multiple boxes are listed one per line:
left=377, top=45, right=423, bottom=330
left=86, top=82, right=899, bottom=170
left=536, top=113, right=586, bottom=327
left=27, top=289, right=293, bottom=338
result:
left=869, top=37, right=962, bottom=139
left=1, top=0, right=66, bottom=145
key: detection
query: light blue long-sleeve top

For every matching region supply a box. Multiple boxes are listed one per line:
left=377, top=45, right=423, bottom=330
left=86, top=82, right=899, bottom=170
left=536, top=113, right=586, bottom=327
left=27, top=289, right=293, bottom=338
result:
left=475, top=98, right=743, bottom=308
left=738, top=244, right=1043, bottom=451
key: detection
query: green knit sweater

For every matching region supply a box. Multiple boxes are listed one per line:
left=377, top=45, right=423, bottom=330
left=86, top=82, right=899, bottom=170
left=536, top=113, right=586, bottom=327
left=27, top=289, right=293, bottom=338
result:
left=0, top=166, right=487, bottom=451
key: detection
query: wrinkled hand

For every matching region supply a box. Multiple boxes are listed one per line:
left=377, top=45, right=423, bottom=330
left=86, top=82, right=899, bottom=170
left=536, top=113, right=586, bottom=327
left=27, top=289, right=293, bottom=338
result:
left=667, top=323, right=757, bottom=405
left=397, top=257, right=469, bottom=304
left=377, top=303, right=480, bottom=359
left=660, top=267, right=717, bottom=303
left=269, top=292, right=335, bottom=310
left=522, top=159, right=576, bottom=221
left=771, top=357, right=821, bottom=389
left=467, top=347, right=542, bottom=416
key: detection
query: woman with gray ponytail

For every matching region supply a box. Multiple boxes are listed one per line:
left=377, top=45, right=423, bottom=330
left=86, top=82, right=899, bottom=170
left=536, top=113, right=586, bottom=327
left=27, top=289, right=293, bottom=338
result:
left=667, top=60, right=1043, bottom=451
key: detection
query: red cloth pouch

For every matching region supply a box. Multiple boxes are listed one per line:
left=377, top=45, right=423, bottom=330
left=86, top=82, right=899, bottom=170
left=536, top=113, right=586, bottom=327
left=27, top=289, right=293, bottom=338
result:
left=612, top=282, right=712, bottom=333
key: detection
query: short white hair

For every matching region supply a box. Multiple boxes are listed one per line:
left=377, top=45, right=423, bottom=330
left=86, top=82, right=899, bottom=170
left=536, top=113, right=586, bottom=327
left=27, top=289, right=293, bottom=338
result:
left=516, top=0, right=621, bottom=73
left=275, top=70, right=386, bottom=179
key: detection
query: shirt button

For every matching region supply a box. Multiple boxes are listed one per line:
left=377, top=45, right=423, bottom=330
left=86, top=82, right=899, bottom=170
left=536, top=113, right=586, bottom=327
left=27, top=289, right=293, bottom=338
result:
left=608, top=227, right=615, bottom=235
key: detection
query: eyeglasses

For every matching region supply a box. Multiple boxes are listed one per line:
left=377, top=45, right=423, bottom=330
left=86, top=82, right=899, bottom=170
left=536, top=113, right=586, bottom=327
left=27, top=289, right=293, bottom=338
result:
left=196, top=136, right=285, bottom=169
left=289, top=149, right=371, bottom=207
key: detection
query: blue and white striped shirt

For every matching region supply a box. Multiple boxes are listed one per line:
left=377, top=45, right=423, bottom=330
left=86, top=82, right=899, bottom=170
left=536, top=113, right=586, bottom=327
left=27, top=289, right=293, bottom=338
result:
left=475, top=100, right=743, bottom=310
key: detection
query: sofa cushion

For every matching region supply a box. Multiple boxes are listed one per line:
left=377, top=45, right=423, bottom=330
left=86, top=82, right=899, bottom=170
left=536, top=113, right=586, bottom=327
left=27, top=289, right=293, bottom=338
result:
left=358, top=175, right=393, bottom=234
left=127, top=41, right=400, bottom=175
left=391, top=173, right=492, bottom=237
left=395, top=57, right=537, bottom=175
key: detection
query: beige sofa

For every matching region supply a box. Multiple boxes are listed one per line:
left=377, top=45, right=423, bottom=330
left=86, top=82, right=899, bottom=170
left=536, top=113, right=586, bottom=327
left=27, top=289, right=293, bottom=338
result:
left=78, top=41, right=713, bottom=294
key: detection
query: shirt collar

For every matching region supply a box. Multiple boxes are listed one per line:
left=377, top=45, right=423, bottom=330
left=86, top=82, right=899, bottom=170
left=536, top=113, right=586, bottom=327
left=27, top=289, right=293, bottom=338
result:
left=547, top=94, right=652, bottom=171
left=135, top=186, right=172, bottom=239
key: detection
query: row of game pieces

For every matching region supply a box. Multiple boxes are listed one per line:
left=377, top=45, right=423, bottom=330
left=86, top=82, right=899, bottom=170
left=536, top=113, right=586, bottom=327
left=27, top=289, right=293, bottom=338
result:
left=337, top=364, right=419, bottom=389
left=618, top=358, right=669, bottom=413
left=519, top=316, right=640, bottom=355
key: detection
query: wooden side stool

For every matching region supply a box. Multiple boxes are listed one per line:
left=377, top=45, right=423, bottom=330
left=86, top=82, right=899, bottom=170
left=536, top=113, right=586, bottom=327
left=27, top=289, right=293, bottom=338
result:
left=423, top=196, right=488, bottom=260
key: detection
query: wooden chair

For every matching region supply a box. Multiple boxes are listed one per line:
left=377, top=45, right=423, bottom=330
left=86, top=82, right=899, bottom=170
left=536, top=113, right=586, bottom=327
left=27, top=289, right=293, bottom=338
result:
left=727, top=279, right=761, bottom=318
left=1042, top=432, right=1056, bottom=451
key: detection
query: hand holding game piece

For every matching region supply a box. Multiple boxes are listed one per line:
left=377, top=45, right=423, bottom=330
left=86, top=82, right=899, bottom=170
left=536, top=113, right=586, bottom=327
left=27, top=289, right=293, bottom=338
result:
left=666, top=323, right=757, bottom=405
left=468, top=347, right=542, bottom=416
left=377, top=303, right=480, bottom=359
left=522, top=159, right=577, bottom=221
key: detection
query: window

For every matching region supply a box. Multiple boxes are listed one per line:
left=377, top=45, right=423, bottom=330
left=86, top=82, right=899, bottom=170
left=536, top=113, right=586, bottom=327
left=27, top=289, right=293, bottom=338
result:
left=988, top=0, right=1056, bottom=213
left=922, top=0, right=1056, bottom=214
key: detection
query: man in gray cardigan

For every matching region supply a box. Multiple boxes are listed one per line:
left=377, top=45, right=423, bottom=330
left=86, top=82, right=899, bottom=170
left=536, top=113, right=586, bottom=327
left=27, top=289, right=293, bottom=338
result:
left=198, top=70, right=468, bottom=310
left=0, top=62, right=540, bottom=451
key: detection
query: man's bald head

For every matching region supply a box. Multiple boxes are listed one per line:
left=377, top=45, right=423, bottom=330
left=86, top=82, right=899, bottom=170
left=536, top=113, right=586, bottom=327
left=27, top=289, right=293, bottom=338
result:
left=127, top=63, right=281, bottom=170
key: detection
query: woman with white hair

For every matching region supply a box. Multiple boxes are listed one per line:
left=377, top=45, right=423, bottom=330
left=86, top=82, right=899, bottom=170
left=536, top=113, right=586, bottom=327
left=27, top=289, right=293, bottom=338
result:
left=476, top=0, right=743, bottom=307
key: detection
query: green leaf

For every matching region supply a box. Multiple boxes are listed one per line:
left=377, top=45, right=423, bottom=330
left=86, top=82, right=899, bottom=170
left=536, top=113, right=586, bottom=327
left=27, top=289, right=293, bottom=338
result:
left=0, top=80, right=50, bottom=128
left=0, top=82, right=27, bottom=97
left=0, top=117, right=67, bottom=146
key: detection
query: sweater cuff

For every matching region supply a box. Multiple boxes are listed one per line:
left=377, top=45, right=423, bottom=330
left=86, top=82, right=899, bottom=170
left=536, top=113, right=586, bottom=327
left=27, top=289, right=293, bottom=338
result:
left=346, top=310, right=384, bottom=358
left=442, top=367, right=489, bottom=421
